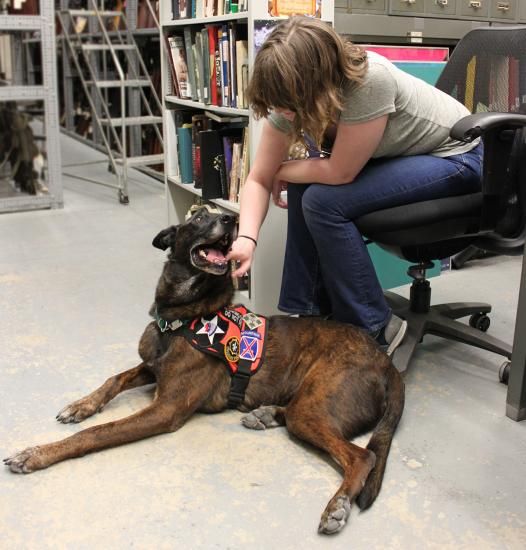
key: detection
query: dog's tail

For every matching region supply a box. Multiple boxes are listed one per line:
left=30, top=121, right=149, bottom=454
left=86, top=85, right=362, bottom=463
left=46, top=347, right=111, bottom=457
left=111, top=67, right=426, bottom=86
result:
left=356, top=364, right=405, bottom=510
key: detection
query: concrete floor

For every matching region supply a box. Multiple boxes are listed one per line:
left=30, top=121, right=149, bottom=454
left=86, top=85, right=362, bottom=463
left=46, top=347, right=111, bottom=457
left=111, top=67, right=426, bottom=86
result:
left=1, top=134, right=525, bottom=550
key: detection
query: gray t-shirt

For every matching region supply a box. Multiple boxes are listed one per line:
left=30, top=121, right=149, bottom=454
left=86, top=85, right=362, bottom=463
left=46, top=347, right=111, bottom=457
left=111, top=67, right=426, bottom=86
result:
left=269, top=51, right=478, bottom=158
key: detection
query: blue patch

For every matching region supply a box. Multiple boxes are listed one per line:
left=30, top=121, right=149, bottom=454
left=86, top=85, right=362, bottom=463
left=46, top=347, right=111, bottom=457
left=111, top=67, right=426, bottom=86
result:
left=239, top=335, right=260, bottom=361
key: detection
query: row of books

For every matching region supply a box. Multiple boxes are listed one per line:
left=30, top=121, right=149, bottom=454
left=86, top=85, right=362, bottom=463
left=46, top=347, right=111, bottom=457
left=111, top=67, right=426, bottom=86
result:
left=171, top=0, right=248, bottom=20
left=174, top=110, right=249, bottom=204
left=167, top=23, right=248, bottom=109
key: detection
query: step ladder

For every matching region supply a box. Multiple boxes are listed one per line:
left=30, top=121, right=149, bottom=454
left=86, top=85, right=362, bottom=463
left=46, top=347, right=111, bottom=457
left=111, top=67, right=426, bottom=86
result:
left=57, top=0, right=163, bottom=204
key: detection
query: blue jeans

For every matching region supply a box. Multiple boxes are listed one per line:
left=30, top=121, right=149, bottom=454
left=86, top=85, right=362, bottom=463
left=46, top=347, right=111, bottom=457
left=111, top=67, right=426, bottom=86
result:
left=278, top=143, right=484, bottom=333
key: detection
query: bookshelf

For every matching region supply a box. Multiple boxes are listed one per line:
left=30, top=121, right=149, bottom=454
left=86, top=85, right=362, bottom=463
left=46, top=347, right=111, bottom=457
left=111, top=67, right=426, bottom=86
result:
left=160, top=1, right=335, bottom=315
left=0, top=0, right=63, bottom=213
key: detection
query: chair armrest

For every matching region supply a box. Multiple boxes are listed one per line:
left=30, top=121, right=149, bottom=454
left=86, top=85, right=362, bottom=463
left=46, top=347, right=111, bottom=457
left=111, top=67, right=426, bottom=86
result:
left=451, top=113, right=526, bottom=142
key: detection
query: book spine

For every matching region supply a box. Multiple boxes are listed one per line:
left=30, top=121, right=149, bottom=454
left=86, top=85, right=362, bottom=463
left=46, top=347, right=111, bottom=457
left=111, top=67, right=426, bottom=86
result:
left=166, top=36, right=180, bottom=97
left=220, top=24, right=230, bottom=107
left=201, top=28, right=211, bottom=105
left=228, top=23, right=237, bottom=108
left=214, top=28, right=223, bottom=107
left=184, top=27, right=198, bottom=102
left=176, top=125, right=194, bottom=184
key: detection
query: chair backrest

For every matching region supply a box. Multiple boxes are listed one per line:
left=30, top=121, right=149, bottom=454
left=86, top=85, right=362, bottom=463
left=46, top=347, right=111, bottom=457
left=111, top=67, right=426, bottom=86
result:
left=436, top=27, right=526, bottom=254
left=436, top=26, right=526, bottom=116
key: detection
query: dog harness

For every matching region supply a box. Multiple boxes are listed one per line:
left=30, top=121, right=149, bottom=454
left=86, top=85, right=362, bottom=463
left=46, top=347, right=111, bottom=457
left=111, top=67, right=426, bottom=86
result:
left=155, top=305, right=267, bottom=408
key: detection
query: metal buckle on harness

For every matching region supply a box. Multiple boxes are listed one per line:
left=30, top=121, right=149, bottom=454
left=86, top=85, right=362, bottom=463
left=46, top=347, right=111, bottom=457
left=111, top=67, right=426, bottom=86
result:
left=157, top=318, right=183, bottom=333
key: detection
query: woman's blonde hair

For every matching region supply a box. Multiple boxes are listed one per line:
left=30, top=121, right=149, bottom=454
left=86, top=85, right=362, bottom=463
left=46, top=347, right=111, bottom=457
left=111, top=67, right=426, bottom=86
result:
left=247, top=16, right=367, bottom=147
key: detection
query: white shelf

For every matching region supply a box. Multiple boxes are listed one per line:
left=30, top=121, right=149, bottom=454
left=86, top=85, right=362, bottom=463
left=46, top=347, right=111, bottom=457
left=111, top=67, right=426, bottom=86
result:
left=167, top=176, right=240, bottom=213
left=164, top=95, right=249, bottom=117
left=163, top=13, right=249, bottom=28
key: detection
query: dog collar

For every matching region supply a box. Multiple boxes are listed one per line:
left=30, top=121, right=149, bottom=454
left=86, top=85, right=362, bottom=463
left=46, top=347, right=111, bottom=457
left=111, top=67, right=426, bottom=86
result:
left=153, top=308, right=186, bottom=333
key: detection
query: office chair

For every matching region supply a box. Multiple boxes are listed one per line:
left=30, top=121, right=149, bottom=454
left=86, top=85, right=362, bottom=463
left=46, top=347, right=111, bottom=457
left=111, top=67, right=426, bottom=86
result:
left=355, top=27, right=526, bottom=379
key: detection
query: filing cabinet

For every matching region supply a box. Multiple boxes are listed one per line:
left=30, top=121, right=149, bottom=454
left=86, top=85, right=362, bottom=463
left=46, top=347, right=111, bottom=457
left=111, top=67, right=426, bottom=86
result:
left=460, top=0, right=490, bottom=18
left=385, top=0, right=522, bottom=20
left=426, top=0, right=458, bottom=17
left=389, top=0, right=426, bottom=16
left=348, top=0, right=388, bottom=12
left=490, top=0, right=517, bottom=21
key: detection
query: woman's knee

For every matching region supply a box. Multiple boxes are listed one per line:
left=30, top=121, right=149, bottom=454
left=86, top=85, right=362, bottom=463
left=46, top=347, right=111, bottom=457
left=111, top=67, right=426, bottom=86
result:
left=301, top=184, right=336, bottom=221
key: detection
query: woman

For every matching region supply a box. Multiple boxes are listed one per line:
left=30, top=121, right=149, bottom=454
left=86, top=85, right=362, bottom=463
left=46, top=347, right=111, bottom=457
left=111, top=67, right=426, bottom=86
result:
left=227, top=16, right=482, bottom=355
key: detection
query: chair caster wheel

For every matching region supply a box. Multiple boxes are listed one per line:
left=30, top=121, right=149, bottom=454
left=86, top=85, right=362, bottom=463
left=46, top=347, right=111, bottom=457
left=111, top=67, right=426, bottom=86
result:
left=499, top=360, right=510, bottom=385
left=119, top=191, right=129, bottom=205
left=469, top=312, right=490, bottom=332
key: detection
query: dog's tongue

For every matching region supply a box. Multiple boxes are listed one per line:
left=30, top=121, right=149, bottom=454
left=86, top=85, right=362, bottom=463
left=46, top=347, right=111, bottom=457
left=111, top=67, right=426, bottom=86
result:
left=205, top=247, right=226, bottom=264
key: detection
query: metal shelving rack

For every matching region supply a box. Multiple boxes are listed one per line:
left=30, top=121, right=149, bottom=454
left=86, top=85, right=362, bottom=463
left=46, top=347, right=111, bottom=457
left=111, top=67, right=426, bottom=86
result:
left=58, top=0, right=162, bottom=172
left=0, top=3, right=63, bottom=212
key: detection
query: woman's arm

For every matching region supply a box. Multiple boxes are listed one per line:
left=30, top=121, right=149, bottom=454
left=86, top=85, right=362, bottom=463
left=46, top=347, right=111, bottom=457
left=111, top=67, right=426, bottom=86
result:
left=276, top=114, right=389, bottom=185
left=227, top=120, right=291, bottom=277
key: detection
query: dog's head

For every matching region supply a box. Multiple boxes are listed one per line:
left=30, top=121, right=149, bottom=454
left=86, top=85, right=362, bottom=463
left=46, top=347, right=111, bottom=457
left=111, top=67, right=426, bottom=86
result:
left=152, top=207, right=236, bottom=276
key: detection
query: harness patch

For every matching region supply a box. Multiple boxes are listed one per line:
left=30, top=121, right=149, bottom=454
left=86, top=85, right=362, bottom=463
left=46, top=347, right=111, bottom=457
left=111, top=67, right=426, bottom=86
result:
left=185, top=305, right=267, bottom=377
left=225, top=336, right=240, bottom=363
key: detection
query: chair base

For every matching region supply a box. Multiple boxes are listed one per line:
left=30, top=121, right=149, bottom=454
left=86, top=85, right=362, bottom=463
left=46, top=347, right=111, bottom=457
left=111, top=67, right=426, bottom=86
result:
left=385, top=290, right=512, bottom=373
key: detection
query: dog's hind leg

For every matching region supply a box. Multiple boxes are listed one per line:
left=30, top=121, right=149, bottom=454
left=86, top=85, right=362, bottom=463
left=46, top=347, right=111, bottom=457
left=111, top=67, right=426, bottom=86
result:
left=56, top=363, right=155, bottom=423
left=241, top=405, right=286, bottom=430
left=284, top=408, right=376, bottom=535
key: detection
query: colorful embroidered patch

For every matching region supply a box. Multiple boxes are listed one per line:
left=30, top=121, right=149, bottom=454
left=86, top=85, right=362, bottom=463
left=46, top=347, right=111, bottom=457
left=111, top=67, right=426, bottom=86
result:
left=195, top=315, right=225, bottom=344
left=239, top=330, right=261, bottom=362
left=242, top=312, right=263, bottom=330
left=225, top=336, right=240, bottom=362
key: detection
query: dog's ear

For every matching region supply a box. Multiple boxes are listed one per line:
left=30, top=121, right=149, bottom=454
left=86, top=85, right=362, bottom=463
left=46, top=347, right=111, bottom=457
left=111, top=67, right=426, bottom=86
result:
left=152, top=226, right=178, bottom=250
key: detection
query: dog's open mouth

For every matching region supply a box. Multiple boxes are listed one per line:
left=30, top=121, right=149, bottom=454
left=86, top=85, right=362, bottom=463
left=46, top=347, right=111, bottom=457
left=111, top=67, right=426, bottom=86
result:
left=190, top=233, right=232, bottom=274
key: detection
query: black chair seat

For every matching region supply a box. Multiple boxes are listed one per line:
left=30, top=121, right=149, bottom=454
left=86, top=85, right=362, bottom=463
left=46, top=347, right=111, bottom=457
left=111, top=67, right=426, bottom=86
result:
left=356, top=193, right=483, bottom=248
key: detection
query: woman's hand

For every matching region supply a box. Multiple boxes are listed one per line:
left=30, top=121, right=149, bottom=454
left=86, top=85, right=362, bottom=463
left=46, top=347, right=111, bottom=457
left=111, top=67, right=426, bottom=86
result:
left=272, top=176, right=288, bottom=209
left=227, top=236, right=257, bottom=278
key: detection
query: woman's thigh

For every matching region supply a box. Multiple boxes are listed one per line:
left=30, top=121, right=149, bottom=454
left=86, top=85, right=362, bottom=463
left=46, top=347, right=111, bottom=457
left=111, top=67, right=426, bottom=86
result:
left=302, top=146, right=483, bottom=220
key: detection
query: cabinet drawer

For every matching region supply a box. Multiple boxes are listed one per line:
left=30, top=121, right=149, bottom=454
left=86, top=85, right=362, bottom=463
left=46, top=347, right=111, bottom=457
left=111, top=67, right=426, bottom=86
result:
left=460, top=0, right=489, bottom=18
left=350, top=0, right=387, bottom=12
left=490, top=0, right=517, bottom=20
left=520, top=0, right=526, bottom=21
left=389, top=0, right=426, bottom=15
left=425, top=0, right=457, bottom=16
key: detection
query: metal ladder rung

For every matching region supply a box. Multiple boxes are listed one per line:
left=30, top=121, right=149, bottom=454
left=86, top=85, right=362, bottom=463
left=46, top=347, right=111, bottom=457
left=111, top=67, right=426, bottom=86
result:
left=81, top=44, right=135, bottom=51
left=86, top=79, right=151, bottom=88
left=66, top=9, right=123, bottom=17
left=100, top=116, right=163, bottom=126
left=116, top=154, right=164, bottom=166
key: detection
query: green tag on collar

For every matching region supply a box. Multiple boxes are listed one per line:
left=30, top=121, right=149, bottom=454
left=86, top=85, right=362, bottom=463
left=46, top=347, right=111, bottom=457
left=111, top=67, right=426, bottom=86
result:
left=154, top=309, right=184, bottom=333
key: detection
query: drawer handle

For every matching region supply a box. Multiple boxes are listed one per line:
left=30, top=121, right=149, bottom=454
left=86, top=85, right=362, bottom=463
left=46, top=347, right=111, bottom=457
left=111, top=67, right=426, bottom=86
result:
left=436, top=0, right=448, bottom=5
left=497, top=2, right=510, bottom=11
left=469, top=0, right=481, bottom=8
left=403, top=0, right=417, bottom=4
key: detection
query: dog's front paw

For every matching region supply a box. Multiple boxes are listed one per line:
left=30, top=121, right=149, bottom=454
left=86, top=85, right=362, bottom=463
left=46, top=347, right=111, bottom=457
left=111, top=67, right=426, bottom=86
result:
left=241, top=406, right=283, bottom=430
left=56, top=398, right=103, bottom=423
left=318, top=496, right=351, bottom=535
left=3, top=446, right=43, bottom=474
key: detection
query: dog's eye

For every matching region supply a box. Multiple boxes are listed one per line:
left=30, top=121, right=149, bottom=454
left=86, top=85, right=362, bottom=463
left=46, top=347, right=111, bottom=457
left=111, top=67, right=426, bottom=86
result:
left=195, top=215, right=202, bottom=223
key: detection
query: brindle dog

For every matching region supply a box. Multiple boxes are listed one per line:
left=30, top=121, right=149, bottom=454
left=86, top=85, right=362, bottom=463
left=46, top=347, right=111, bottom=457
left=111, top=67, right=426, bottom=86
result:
left=4, top=207, right=404, bottom=535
